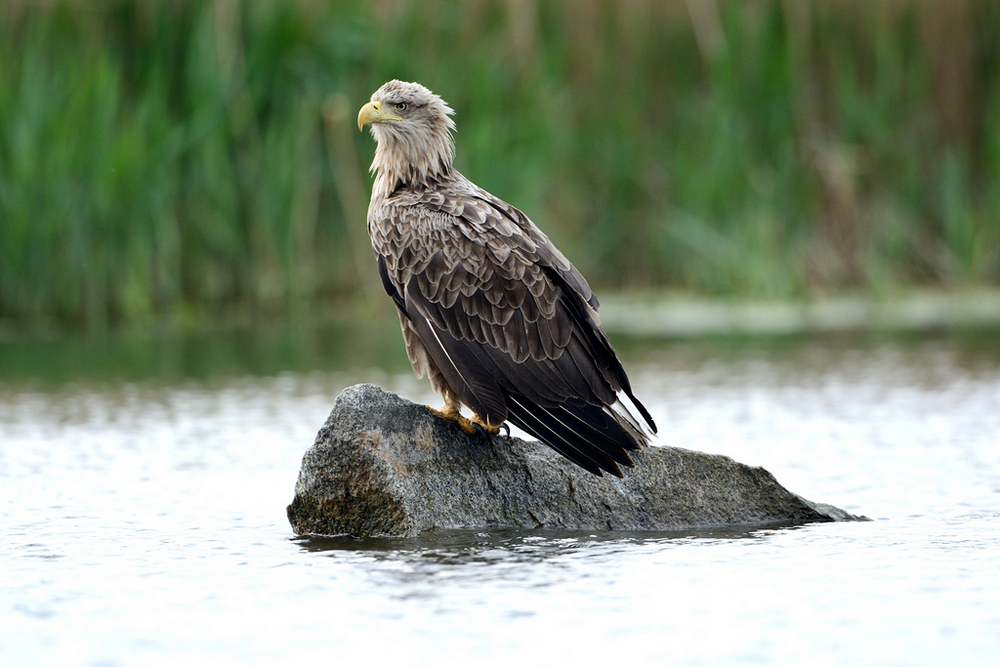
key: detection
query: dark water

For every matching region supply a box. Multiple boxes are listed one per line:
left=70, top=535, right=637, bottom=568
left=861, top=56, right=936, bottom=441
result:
left=2, top=329, right=999, bottom=665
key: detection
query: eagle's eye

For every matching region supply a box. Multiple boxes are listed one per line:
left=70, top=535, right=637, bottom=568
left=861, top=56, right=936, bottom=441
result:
left=394, top=102, right=408, bottom=111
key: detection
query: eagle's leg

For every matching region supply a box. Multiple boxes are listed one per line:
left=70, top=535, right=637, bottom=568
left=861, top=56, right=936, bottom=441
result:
left=427, top=397, right=478, bottom=435
left=426, top=400, right=502, bottom=437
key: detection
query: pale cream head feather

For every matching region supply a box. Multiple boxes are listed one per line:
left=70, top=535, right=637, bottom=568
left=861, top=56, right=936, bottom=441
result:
left=358, top=80, right=456, bottom=195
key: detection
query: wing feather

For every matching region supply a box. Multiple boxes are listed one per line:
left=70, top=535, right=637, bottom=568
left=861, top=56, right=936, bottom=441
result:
left=369, top=172, right=656, bottom=476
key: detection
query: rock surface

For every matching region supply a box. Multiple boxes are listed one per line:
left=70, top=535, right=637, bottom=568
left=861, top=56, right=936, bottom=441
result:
left=287, top=384, right=863, bottom=537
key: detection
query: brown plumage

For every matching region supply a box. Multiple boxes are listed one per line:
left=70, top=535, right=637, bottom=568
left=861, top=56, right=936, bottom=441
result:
left=358, top=80, right=656, bottom=477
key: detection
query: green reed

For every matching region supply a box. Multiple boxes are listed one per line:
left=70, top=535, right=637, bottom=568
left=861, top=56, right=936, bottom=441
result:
left=0, top=0, right=997, bottom=328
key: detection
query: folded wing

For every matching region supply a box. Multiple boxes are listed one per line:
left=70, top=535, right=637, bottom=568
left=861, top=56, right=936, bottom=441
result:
left=371, top=178, right=656, bottom=476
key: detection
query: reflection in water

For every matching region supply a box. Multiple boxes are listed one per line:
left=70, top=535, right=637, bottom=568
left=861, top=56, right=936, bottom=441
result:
left=294, top=525, right=784, bottom=558
left=292, top=526, right=813, bottom=612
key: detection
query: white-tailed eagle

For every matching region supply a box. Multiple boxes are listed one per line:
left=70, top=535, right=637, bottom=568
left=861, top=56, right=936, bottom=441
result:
left=359, top=80, right=656, bottom=477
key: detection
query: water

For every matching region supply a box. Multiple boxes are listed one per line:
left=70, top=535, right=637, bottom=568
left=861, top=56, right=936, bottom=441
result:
left=2, top=334, right=999, bottom=665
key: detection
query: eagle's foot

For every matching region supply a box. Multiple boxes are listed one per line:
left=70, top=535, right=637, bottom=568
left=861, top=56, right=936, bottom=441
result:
left=427, top=405, right=501, bottom=437
left=469, top=413, right=501, bottom=436
left=427, top=404, right=478, bottom=435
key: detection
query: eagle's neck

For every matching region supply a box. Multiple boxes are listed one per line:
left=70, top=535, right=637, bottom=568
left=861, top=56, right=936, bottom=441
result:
left=370, top=123, right=455, bottom=199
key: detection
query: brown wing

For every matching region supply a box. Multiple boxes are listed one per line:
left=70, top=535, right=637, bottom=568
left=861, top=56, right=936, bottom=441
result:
left=370, top=174, right=656, bottom=476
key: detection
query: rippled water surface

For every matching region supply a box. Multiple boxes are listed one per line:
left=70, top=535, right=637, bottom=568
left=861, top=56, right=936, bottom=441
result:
left=2, top=335, right=999, bottom=665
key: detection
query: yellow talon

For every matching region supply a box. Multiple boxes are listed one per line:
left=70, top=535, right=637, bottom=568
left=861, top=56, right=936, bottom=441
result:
left=470, top=413, right=501, bottom=435
left=427, top=405, right=501, bottom=436
left=455, top=415, right=479, bottom=435
left=427, top=404, right=457, bottom=421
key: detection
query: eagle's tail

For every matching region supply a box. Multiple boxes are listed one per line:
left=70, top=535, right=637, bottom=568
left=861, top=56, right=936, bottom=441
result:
left=505, top=394, right=651, bottom=477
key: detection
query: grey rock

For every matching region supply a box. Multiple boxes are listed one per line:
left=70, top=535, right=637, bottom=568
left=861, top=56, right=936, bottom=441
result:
left=287, top=384, right=864, bottom=537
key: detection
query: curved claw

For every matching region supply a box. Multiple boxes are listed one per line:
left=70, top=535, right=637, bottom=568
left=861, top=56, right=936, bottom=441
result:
left=455, top=415, right=480, bottom=435
left=499, top=423, right=510, bottom=437
left=428, top=404, right=477, bottom=435
left=428, top=404, right=504, bottom=439
left=469, top=413, right=501, bottom=437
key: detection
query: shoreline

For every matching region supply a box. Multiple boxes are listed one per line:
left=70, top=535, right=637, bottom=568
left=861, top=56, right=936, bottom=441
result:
left=598, top=289, right=1000, bottom=337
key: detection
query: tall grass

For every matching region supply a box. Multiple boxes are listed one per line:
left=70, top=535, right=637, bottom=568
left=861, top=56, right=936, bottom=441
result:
left=0, top=0, right=997, bottom=328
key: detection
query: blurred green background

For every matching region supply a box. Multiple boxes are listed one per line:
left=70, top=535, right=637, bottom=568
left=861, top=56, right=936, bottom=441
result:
left=1, top=0, right=998, bottom=332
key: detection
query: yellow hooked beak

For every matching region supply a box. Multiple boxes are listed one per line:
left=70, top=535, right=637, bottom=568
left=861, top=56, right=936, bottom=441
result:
left=357, top=101, right=401, bottom=131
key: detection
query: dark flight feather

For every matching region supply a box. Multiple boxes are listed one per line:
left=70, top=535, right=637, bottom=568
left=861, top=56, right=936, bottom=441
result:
left=362, top=80, right=656, bottom=476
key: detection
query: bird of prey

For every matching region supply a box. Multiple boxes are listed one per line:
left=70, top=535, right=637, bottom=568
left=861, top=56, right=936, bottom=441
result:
left=358, top=80, right=656, bottom=477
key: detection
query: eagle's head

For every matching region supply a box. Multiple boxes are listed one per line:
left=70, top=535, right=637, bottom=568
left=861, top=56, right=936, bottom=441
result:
left=359, top=80, right=456, bottom=188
